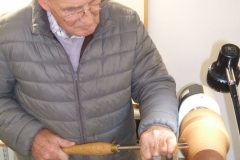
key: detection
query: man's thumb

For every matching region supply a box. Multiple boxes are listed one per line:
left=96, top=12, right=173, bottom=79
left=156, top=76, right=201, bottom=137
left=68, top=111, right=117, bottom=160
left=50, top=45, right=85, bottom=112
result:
left=58, top=137, right=76, bottom=148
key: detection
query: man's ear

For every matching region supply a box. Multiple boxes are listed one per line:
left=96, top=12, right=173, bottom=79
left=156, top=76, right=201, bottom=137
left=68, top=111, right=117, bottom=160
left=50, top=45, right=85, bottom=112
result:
left=37, top=0, right=51, bottom=11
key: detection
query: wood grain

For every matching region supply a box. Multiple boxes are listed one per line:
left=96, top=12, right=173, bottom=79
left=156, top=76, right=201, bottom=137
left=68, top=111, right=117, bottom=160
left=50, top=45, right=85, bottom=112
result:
left=62, top=142, right=114, bottom=156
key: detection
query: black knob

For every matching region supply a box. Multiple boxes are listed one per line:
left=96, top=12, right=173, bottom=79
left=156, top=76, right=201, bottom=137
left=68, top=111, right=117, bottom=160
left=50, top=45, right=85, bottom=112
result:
left=207, top=44, right=240, bottom=92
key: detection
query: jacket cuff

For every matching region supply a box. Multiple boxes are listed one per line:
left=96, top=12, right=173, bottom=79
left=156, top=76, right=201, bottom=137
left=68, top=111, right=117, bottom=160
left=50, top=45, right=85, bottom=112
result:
left=138, top=112, right=178, bottom=135
left=14, top=119, right=45, bottom=156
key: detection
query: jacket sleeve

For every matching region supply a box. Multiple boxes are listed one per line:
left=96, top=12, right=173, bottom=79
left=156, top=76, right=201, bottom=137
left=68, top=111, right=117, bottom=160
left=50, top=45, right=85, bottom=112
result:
left=131, top=13, right=179, bottom=135
left=0, top=50, right=45, bottom=156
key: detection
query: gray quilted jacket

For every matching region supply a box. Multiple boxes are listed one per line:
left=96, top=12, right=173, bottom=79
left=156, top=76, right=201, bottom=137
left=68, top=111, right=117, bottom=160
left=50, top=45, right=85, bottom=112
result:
left=0, top=0, right=178, bottom=159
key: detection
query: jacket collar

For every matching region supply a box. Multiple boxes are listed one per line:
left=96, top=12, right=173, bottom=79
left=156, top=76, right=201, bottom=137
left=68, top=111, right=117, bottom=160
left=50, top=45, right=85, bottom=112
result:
left=31, top=0, right=115, bottom=38
left=94, top=0, right=115, bottom=37
left=32, top=0, right=54, bottom=37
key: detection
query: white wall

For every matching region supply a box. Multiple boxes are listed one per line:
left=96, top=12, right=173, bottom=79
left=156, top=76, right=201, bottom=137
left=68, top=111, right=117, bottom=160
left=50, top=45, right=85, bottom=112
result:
left=148, top=0, right=240, bottom=159
left=0, top=0, right=31, bottom=15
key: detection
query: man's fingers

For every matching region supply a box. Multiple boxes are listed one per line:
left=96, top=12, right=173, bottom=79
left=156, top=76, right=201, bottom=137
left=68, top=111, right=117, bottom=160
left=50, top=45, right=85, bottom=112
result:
left=31, top=129, right=74, bottom=160
left=140, top=147, right=153, bottom=160
left=140, top=142, right=157, bottom=160
left=166, top=136, right=178, bottom=158
left=139, top=126, right=178, bottom=159
left=159, top=139, right=168, bottom=156
left=57, top=137, right=75, bottom=148
left=166, top=136, right=177, bottom=153
left=56, top=148, right=70, bottom=160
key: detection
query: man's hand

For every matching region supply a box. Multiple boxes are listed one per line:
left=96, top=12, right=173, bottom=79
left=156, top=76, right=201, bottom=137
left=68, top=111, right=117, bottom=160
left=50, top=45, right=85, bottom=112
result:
left=32, top=129, right=75, bottom=160
left=139, top=126, right=177, bottom=160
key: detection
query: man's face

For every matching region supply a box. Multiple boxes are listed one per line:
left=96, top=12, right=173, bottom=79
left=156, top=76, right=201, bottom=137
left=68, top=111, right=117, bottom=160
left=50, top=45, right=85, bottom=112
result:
left=46, top=0, right=101, bottom=37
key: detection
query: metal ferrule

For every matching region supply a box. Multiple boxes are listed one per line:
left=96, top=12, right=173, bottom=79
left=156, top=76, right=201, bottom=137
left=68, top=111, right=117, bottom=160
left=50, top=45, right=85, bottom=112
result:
left=111, top=144, right=119, bottom=152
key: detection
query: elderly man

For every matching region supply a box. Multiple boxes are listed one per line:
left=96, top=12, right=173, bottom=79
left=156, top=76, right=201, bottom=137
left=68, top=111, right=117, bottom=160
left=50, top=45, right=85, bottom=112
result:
left=0, top=0, right=178, bottom=159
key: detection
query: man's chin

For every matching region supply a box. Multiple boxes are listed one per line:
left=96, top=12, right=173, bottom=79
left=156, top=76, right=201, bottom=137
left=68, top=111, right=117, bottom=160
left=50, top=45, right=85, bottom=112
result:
left=74, top=27, right=96, bottom=37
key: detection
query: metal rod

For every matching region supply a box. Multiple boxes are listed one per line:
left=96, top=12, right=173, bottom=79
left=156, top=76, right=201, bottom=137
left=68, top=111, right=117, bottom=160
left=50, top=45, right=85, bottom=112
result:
left=117, top=143, right=189, bottom=151
left=117, top=145, right=141, bottom=150
left=226, top=68, right=240, bottom=134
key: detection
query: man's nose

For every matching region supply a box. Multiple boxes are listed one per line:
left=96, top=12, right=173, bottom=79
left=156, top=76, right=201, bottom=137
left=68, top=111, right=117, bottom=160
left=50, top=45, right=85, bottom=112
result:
left=79, top=10, right=95, bottom=25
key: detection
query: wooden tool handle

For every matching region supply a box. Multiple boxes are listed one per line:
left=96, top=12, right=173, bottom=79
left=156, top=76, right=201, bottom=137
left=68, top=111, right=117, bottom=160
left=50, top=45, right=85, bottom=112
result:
left=62, top=142, right=117, bottom=156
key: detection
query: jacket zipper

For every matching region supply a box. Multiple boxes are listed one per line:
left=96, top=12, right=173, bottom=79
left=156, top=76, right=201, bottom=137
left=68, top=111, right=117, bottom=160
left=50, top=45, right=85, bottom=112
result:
left=54, top=41, right=86, bottom=145
left=73, top=72, right=86, bottom=145
left=76, top=25, right=115, bottom=146
left=52, top=22, right=115, bottom=148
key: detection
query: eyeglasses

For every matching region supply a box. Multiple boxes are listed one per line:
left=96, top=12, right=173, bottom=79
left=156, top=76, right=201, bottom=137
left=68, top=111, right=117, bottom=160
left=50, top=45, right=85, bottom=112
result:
left=47, top=1, right=101, bottom=22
